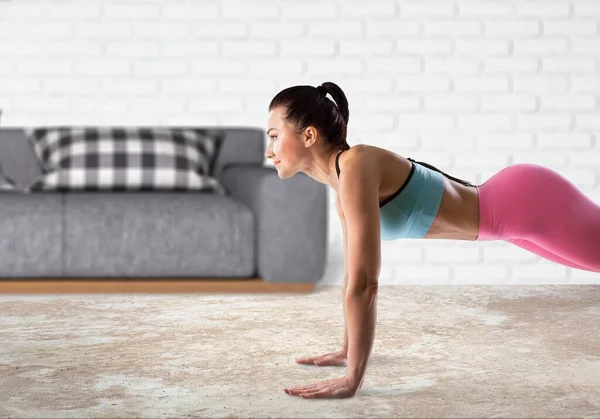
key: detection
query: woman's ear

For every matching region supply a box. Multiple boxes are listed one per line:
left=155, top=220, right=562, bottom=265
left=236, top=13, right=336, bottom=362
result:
left=302, top=126, right=319, bottom=148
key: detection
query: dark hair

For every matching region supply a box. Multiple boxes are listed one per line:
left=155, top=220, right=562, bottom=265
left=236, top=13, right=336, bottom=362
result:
left=268, top=82, right=351, bottom=152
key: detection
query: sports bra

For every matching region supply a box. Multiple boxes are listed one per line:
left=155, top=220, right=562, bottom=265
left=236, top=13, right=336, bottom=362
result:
left=335, top=149, right=445, bottom=240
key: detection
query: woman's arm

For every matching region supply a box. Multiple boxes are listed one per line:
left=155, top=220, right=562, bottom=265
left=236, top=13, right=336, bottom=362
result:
left=336, top=194, right=349, bottom=355
left=338, top=153, right=381, bottom=389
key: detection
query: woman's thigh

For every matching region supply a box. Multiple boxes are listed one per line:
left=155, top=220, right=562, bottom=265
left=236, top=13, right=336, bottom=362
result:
left=507, top=238, right=597, bottom=272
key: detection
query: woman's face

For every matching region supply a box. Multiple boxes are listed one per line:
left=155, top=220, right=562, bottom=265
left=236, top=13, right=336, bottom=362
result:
left=265, top=106, right=304, bottom=179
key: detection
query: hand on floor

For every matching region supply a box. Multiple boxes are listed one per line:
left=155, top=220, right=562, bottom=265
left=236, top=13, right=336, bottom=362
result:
left=284, top=376, right=358, bottom=399
left=295, top=351, right=347, bottom=367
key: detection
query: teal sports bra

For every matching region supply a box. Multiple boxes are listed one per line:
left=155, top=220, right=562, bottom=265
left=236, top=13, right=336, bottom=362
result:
left=335, top=150, right=445, bottom=240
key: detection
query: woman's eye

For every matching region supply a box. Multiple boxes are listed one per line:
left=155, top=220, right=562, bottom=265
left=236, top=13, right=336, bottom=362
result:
left=270, top=136, right=277, bottom=141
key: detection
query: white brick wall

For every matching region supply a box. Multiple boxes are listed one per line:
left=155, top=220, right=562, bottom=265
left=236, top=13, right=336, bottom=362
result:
left=0, top=0, right=598, bottom=284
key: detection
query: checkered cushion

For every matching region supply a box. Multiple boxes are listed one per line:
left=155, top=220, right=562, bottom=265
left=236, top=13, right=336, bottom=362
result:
left=25, top=127, right=227, bottom=193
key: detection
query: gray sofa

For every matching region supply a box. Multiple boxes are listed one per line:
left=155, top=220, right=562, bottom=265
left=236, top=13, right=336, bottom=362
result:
left=0, top=127, right=328, bottom=285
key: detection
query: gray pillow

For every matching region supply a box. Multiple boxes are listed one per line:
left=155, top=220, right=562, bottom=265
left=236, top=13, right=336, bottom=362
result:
left=0, top=168, right=17, bottom=191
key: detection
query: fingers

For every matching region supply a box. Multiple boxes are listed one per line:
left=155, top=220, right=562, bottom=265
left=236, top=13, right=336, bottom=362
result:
left=296, top=355, right=327, bottom=364
left=286, top=384, right=319, bottom=395
left=287, top=379, right=335, bottom=395
left=316, top=358, right=346, bottom=366
left=288, top=386, right=332, bottom=398
left=297, top=357, right=329, bottom=366
left=297, top=355, right=345, bottom=366
left=299, top=392, right=322, bottom=399
left=295, top=357, right=318, bottom=364
left=296, top=352, right=338, bottom=364
left=285, top=377, right=352, bottom=399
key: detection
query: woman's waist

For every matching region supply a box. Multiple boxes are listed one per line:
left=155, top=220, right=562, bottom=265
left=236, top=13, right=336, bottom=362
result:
left=380, top=164, right=445, bottom=229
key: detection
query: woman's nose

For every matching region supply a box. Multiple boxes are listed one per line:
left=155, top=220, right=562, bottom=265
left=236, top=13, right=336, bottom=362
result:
left=265, top=144, right=273, bottom=159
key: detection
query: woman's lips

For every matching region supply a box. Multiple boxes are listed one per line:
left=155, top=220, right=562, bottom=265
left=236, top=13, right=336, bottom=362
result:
left=274, top=161, right=281, bottom=166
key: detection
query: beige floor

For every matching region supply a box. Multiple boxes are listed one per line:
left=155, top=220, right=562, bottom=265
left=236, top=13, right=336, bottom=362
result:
left=0, top=284, right=599, bottom=418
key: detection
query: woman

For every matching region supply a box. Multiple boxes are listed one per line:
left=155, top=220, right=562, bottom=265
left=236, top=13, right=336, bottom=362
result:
left=266, top=82, right=600, bottom=399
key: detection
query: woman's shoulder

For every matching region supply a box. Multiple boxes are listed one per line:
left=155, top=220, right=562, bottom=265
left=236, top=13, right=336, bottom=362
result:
left=341, top=144, right=399, bottom=173
left=339, top=144, right=378, bottom=165
left=337, top=144, right=389, bottom=189
left=341, top=145, right=413, bottom=194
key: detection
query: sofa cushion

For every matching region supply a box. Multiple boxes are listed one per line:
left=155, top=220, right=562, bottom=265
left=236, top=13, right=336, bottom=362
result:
left=63, top=192, right=255, bottom=277
left=0, top=193, right=63, bottom=277
left=25, top=127, right=227, bottom=194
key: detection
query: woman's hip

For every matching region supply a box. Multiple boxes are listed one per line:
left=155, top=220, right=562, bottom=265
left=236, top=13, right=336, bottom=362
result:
left=476, top=163, right=598, bottom=241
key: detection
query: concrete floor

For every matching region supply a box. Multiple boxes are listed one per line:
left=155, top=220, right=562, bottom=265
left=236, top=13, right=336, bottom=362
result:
left=0, top=284, right=599, bottom=418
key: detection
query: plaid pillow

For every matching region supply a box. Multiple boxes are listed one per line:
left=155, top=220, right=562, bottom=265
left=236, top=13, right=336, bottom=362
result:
left=25, top=127, right=226, bottom=193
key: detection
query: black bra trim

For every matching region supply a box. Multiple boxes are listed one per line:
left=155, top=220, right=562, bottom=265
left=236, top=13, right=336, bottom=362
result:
left=379, top=161, right=415, bottom=208
left=335, top=150, right=343, bottom=178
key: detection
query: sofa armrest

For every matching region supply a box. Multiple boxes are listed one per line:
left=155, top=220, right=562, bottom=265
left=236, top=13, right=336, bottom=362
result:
left=219, top=164, right=328, bottom=284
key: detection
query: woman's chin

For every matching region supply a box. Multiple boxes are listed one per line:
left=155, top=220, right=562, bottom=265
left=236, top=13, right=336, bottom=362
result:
left=276, top=167, right=291, bottom=179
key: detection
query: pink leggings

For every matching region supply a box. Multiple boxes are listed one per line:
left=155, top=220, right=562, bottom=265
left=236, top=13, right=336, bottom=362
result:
left=476, top=163, right=600, bottom=273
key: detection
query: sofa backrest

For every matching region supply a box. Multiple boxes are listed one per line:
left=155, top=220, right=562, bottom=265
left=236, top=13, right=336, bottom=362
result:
left=0, top=126, right=266, bottom=189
